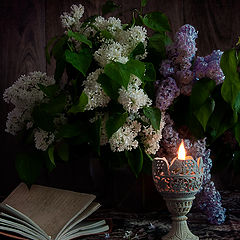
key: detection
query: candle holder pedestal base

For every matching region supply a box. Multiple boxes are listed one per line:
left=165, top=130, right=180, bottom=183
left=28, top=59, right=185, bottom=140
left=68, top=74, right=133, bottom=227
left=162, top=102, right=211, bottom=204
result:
left=162, top=196, right=198, bottom=240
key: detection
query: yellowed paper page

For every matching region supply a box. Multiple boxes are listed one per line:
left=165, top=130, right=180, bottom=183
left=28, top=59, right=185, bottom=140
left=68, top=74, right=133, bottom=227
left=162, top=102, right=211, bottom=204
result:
left=3, top=183, right=96, bottom=239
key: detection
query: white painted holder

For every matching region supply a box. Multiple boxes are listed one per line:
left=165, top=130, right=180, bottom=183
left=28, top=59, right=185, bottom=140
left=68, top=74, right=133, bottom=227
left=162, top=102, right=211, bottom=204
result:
left=152, top=156, right=203, bottom=240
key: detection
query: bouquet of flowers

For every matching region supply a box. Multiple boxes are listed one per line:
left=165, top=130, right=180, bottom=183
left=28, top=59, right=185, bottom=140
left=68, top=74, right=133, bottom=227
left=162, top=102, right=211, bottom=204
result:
left=4, top=0, right=240, bottom=225
left=4, top=2, right=167, bottom=179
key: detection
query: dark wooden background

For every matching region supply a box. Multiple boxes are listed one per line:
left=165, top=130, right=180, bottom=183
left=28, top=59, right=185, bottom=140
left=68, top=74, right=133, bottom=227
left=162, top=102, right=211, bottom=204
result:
left=1, top=0, right=240, bottom=206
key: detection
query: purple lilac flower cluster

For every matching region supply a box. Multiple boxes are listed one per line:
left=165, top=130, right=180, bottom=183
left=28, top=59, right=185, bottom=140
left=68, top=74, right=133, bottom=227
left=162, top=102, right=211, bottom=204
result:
left=194, top=50, right=225, bottom=85
left=196, top=149, right=226, bottom=225
left=197, top=181, right=226, bottom=225
left=155, top=77, right=180, bottom=111
left=155, top=24, right=226, bottom=224
left=156, top=24, right=225, bottom=108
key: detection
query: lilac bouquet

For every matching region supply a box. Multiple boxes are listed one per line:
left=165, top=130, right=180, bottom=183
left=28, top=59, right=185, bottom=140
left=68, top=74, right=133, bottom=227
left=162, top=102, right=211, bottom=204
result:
left=3, top=0, right=240, bottom=225
left=154, top=24, right=240, bottom=224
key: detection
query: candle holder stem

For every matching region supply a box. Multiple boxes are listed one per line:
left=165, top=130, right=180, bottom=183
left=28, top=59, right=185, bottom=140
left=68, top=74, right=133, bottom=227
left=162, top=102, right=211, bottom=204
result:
left=162, top=196, right=198, bottom=240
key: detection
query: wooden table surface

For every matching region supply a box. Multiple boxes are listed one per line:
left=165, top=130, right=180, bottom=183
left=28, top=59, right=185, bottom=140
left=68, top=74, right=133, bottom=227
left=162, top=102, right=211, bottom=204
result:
left=84, top=190, right=240, bottom=240
left=0, top=190, right=239, bottom=240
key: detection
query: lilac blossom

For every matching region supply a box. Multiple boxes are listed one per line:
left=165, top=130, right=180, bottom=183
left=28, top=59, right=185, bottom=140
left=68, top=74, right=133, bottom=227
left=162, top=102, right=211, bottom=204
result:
left=194, top=50, right=225, bottom=85
left=155, top=78, right=180, bottom=111
left=159, top=59, right=174, bottom=77
left=197, top=181, right=226, bottom=225
left=173, top=24, right=198, bottom=68
left=194, top=56, right=207, bottom=79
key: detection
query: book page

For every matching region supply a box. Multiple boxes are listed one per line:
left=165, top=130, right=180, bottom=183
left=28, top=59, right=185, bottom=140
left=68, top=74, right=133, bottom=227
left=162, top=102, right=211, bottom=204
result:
left=0, top=220, right=45, bottom=240
left=0, top=212, right=47, bottom=240
left=62, top=225, right=109, bottom=240
left=3, top=183, right=96, bottom=239
left=63, top=220, right=106, bottom=237
left=0, top=204, right=48, bottom=238
left=56, top=202, right=100, bottom=239
left=0, top=225, right=43, bottom=240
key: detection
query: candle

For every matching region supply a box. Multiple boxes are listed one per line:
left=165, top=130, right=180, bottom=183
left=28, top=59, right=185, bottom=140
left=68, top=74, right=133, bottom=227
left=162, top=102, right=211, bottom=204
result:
left=178, top=140, right=186, bottom=160
left=152, top=139, right=204, bottom=240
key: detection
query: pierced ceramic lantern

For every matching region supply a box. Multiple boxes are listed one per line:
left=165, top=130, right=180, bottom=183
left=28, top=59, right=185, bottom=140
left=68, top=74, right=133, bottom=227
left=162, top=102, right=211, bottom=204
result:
left=152, top=141, right=203, bottom=240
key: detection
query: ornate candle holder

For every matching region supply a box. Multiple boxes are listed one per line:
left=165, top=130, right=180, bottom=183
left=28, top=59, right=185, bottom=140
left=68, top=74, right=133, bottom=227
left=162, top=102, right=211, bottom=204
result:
left=152, top=142, right=203, bottom=240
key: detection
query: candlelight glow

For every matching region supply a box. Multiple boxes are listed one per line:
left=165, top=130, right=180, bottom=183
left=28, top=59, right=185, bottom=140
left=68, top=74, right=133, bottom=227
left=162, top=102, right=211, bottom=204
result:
left=178, top=140, right=186, bottom=160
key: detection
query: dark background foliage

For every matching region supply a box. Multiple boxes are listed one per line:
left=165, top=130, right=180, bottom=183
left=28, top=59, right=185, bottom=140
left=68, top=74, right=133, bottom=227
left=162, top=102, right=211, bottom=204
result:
left=1, top=0, right=240, bottom=207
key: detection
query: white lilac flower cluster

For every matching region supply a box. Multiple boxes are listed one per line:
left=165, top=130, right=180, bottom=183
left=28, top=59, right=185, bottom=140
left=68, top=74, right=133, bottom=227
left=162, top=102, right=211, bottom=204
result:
left=61, top=4, right=164, bottom=155
left=109, top=118, right=142, bottom=152
left=60, top=4, right=85, bottom=29
left=82, top=68, right=110, bottom=110
left=3, top=72, right=57, bottom=151
left=34, top=128, right=55, bottom=151
left=118, top=75, right=152, bottom=113
left=3, top=72, right=55, bottom=134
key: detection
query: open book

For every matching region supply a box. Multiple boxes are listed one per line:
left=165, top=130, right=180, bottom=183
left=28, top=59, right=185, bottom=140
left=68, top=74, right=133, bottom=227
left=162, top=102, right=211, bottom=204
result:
left=0, top=183, right=109, bottom=240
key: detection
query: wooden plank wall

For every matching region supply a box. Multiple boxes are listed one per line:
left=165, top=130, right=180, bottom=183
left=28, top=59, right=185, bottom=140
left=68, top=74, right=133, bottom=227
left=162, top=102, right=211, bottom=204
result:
left=0, top=0, right=240, bottom=198
left=0, top=0, right=46, bottom=195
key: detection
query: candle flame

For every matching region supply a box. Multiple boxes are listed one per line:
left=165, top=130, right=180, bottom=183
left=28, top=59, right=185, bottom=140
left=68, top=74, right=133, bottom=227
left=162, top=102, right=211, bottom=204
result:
left=178, top=140, right=186, bottom=160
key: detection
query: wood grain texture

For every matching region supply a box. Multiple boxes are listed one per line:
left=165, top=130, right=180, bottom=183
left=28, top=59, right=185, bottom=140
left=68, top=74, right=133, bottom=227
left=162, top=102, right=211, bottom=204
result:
left=0, top=0, right=46, bottom=194
left=45, top=0, right=240, bottom=62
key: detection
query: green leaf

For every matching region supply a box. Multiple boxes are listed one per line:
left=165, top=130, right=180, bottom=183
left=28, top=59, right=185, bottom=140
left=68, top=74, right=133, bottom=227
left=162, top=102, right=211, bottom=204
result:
left=190, top=78, right=216, bottom=110
left=143, top=107, right=161, bottom=130
left=54, top=57, right=65, bottom=82
left=126, top=59, right=145, bottom=81
left=125, top=147, right=143, bottom=177
left=141, top=0, right=147, bottom=7
left=106, top=112, right=128, bottom=138
left=52, top=36, right=67, bottom=82
left=45, top=36, right=57, bottom=64
left=45, top=156, right=56, bottom=173
left=131, top=12, right=136, bottom=27
left=234, top=92, right=240, bottom=113
left=143, top=62, right=156, bottom=82
left=41, top=94, right=67, bottom=114
left=48, top=146, right=55, bottom=166
left=100, top=29, right=114, bottom=39
left=194, top=98, right=215, bottom=131
left=99, top=60, right=145, bottom=99
left=237, top=36, right=240, bottom=46
left=52, top=35, right=68, bottom=60
left=221, top=49, right=240, bottom=110
left=56, top=142, right=69, bottom=162
left=149, top=33, right=171, bottom=56
left=97, top=73, right=120, bottom=100
left=142, top=63, right=156, bottom=99
left=67, top=31, right=92, bottom=48
left=68, top=92, right=88, bottom=113
left=15, top=153, right=43, bottom=186
left=234, top=121, right=240, bottom=146
left=69, top=123, right=91, bottom=145
left=129, top=42, right=145, bottom=59
left=57, top=123, right=84, bottom=138
left=208, top=93, right=237, bottom=141
left=38, top=84, right=59, bottom=98
left=104, top=62, right=130, bottom=89
left=142, top=151, right=153, bottom=175
left=65, top=48, right=92, bottom=76
left=102, top=0, right=118, bottom=16
left=32, top=107, right=55, bottom=132
left=142, top=12, right=171, bottom=32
